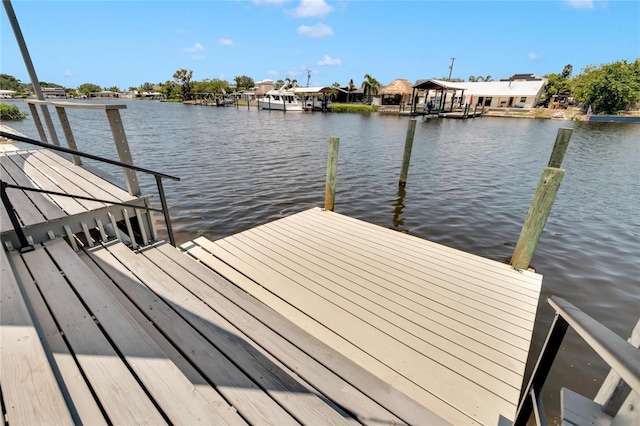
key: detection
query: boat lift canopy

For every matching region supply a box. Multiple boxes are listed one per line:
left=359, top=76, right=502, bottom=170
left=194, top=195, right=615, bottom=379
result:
left=412, top=79, right=467, bottom=113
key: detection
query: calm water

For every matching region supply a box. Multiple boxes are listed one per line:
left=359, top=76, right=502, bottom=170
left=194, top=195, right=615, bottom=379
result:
left=5, top=100, right=639, bottom=422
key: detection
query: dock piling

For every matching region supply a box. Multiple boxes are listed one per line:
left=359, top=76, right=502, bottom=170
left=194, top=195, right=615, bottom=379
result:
left=399, top=118, right=417, bottom=187
left=324, top=137, right=340, bottom=211
left=511, top=167, right=565, bottom=270
left=511, top=127, right=574, bottom=269
left=548, top=128, right=573, bottom=168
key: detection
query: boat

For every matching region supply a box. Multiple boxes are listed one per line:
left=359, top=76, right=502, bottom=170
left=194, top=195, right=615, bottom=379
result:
left=258, top=87, right=303, bottom=111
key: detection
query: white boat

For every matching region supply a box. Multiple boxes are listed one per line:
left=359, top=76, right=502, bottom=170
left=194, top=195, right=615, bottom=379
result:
left=258, top=88, right=303, bottom=111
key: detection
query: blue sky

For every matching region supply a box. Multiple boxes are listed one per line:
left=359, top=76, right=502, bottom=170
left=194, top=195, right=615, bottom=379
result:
left=1, top=0, right=638, bottom=90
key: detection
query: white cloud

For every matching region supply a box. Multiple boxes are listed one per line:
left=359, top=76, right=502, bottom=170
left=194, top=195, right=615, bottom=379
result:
left=293, top=0, right=333, bottom=17
left=317, top=54, right=341, bottom=66
left=528, top=52, right=540, bottom=60
left=219, top=38, right=233, bottom=46
left=267, top=70, right=280, bottom=76
left=566, top=0, right=595, bottom=9
left=64, top=70, right=72, bottom=78
left=297, top=23, right=333, bottom=37
left=184, top=42, right=204, bottom=52
left=192, top=55, right=206, bottom=60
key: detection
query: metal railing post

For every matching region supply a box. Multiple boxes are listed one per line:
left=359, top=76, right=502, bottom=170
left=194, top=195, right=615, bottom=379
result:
left=1, top=180, right=33, bottom=252
left=155, top=176, right=175, bottom=246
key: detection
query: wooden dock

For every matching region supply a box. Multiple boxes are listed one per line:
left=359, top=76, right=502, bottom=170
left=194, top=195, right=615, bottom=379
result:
left=182, top=207, right=543, bottom=424
left=1, top=144, right=543, bottom=425
left=2, top=234, right=445, bottom=425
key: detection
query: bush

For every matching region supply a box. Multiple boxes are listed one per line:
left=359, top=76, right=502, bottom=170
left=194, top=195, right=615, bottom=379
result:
left=0, top=104, right=27, bottom=121
left=331, top=103, right=378, bottom=113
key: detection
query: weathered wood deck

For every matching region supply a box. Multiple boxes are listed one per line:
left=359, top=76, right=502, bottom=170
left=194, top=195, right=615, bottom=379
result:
left=0, top=148, right=147, bottom=248
left=182, top=207, right=543, bottom=424
left=2, top=236, right=444, bottom=425
left=1, top=143, right=544, bottom=425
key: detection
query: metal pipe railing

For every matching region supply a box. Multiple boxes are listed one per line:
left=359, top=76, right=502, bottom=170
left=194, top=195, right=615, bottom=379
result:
left=0, top=131, right=180, bottom=246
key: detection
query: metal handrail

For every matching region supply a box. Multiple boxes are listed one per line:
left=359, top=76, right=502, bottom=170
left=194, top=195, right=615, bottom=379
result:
left=0, top=132, right=179, bottom=181
left=0, top=131, right=180, bottom=246
left=514, top=296, right=640, bottom=426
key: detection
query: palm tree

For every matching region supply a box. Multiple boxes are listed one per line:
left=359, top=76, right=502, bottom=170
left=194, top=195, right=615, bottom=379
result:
left=346, top=79, right=355, bottom=103
left=361, top=74, right=381, bottom=104
left=329, top=82, right=341, bottom=101
left=468, top=76, right=477, bottom=82
left=484, top=75, right=493, bottom=82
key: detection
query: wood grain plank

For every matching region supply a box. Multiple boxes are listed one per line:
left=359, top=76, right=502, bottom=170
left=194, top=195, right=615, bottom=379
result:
left=192, top=236, right=516, bottom=424
left=19, top=151, right=105, bottom=211
left=298, top=208, right=541, bottom=302
left=303, top=208, right=542, bottom=290
left=0, top=248, right=74, bottom=425
left=1, top=153, right=66, bottom=220
left=85, top=242, right=301, bottom=426
left=37, top=150, right=133, bottom=201
left=2, top=152, right=85, bottom=215
left=103, top=241, right=355, bottom=426
left=561, top=387, right=612, bottom=426
left=1, top=163, right=45, bottom=226
left=221, top=228, right=533, bottom=345
left=236, top=225, right=525, bottom=388
left=44, top=238, right=240, bottom=425
left=254, top=218, right=532, bottom=360
left=182, top=240, right=469, bottom=425
left=9, top=250, right=108, bottom=425
left=142, top=243, right=413, bottom=426
left=77, top=249, right=249, bottom=425
left=21, top=245, right=167, bottom=425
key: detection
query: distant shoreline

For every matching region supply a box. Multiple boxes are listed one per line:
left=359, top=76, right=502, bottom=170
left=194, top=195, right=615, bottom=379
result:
left=4, top=98, right=640, bottom=122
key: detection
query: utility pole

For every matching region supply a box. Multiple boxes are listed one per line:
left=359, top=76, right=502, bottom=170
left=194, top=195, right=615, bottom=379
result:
left=448, top=57, right=456, bottom=81
left=306, top=69, right=311, bottom=87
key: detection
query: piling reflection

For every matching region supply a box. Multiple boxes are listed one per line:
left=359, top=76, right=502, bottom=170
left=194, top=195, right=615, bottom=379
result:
left=391, top=186, right=407, bottom=232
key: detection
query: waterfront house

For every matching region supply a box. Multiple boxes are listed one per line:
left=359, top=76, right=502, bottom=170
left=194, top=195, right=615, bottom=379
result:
left=414, top=73, right=547, bottom=111
left=334, top=86, right=365, bottom=103
left=42, top=87, right=66, bottom=98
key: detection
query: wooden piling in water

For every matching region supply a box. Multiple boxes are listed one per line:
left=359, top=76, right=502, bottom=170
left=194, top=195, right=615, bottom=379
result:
left=324, top=136, right=339, bottom=211
left=511, top=167, right=565, bottom=270
left=399, top=119, right=417, bottom=187
left=548, top=128, right=573, bottom=168
left=511, top=128, right=574, bottom=270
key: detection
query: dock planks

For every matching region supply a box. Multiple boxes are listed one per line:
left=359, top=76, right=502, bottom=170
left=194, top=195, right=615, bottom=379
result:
left=3, top=235, right=441, bottom=425
left=0, top=148, right=139, bottom=233
left=183, top=207, right=543, bottom=425
left=2, top=203, right=542, bottom=425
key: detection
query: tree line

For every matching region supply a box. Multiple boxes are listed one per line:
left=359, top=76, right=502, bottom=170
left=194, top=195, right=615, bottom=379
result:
left=1, top=59, right=638, bottom=114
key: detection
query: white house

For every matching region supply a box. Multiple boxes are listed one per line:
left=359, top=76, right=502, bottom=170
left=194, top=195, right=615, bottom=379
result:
left=456, top=79, right=547, bottom=109
left=414, top=74, right=547, bottom=111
